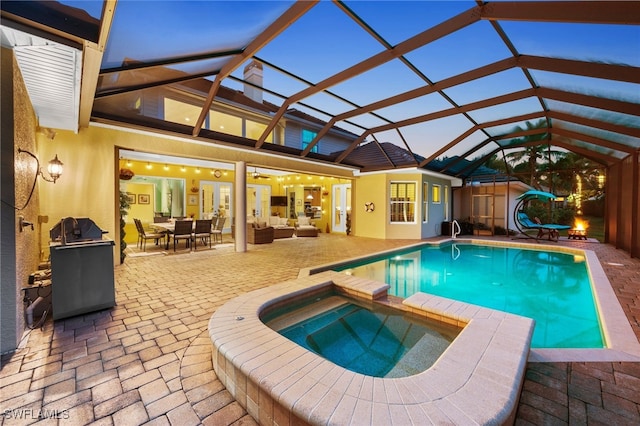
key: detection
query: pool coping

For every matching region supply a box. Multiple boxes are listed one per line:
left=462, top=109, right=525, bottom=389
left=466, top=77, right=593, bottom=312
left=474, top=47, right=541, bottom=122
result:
left=300, top=238, right=640, bottom=363
left=209, top=270, right=535, bottom=425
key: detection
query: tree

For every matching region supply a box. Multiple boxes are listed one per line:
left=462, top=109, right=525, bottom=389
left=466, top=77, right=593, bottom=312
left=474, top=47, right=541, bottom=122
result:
left=501, top=120, right=563, bottom=189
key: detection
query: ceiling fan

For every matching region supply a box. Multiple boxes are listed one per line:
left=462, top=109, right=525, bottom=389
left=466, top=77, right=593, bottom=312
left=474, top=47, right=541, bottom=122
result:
left=249, top=167, right=270, bottom=179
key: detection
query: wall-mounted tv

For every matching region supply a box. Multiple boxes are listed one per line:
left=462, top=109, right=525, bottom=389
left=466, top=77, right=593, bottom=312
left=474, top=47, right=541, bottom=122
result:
left=271, top=196, right=287, bottom=207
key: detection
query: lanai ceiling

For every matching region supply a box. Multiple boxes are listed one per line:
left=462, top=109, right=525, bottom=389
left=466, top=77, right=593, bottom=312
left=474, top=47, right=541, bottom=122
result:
left=2, top=1, right=639, bottom=176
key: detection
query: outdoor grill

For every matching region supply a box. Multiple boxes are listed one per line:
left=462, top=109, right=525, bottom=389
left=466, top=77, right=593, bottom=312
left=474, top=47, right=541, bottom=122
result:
left=49, top=217, right=115, bottom=319
left=50, top=217, right=107, bottom=244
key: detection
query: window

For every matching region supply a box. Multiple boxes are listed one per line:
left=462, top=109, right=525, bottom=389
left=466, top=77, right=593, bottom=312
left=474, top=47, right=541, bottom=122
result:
left=209, top=111, right=242, bottom=137
left=302, top=129, right=318, bottom=153
left=390, top=182, right=416, bottom=223
left=422, top=182, right=428, bottom=222
left=246, top=120, right=273, bottom=143
left=164, top=98, right=201, bottom=126
left=432, top=184, right=441, bottom=204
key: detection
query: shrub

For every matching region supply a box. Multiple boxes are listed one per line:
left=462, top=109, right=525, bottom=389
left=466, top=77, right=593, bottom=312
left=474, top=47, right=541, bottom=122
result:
left=523, top=204, right=550, bottom=224
left=553, top=207, right=575, bottom=225
left=523, top=204, right=575, bottom=225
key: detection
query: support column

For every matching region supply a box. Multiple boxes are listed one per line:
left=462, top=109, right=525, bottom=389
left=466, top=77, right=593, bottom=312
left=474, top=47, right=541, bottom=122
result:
left=632, top=151, right=639, bottom=258
left=235, top=161, right=247, bottom=253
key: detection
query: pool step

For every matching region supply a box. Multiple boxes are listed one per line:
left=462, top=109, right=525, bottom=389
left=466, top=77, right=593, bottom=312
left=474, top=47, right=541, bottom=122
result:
left=265, top=296, right=348, bottom=331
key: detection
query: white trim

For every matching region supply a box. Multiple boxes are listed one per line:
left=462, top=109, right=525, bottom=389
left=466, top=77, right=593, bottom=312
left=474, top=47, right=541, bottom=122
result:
left=354, top=167, right=463, bottom=185
left=94, top=122, right=359, bottom=173
left=389, top=181, right=417, bottom=224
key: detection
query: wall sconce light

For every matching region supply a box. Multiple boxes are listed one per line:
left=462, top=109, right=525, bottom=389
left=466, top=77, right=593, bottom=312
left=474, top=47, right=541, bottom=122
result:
left=18, top=149, right=63, bottom=183
left=306, top=194, right=314, bottom=200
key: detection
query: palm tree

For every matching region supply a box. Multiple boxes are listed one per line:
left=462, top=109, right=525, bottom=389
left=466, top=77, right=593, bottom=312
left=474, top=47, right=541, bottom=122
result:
left=501, top=120, right=562, bottom=189
left=480, top=153, right=508, bottom=174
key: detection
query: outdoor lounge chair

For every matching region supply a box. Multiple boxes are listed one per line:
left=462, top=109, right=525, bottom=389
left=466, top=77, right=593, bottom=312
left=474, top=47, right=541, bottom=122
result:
left=513, top=190, right=571, bottom=242
left=516, top=212, right=571, bottom=241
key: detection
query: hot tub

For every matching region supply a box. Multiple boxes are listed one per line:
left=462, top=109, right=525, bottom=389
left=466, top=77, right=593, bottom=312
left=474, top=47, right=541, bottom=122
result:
left=208, top=271, right=534, bottom=425
left=262, top=291, right=461, bottom=378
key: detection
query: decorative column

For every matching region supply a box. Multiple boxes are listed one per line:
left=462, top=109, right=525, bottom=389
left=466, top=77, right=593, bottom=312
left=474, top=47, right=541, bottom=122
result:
left=235, top=161, right=247, bottom=252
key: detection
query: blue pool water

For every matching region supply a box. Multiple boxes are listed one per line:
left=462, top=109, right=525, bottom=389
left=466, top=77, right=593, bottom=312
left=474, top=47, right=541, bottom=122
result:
left=263, top=295, right=460, bottom=377
left=334, top=243, right=604, bottom=349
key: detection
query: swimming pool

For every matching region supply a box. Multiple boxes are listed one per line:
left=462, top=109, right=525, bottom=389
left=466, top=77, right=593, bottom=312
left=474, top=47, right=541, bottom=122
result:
left=334, top=242, right=603, bottom=349
left=263, top=292, right=460, bottom=377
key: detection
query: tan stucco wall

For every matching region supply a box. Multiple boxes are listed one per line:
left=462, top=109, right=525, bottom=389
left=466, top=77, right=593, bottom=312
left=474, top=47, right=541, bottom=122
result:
left=353, top=172, right=456, bottom=240
left=37, top=127, right=117, bottom=261
left=2, top=48, right=41, bottom=353
left=352, top=174, right=387, bottom=239
left=36, top=124, right=356, bottom=262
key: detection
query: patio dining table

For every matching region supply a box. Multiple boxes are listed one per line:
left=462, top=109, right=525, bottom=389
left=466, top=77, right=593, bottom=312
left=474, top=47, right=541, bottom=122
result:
left=151, top=219, right=217, bottom=250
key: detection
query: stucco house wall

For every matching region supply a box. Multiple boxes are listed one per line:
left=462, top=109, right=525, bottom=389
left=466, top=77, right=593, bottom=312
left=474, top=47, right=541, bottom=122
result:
left=2, top=48, right=41, bottom=353
left=35, top=124, right=356, bottom=267
left=353, top=170, right=459, bottom=240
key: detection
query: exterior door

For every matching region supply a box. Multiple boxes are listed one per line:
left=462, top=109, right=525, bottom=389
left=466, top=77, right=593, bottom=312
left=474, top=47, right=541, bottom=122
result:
left=247, top=184, right=271, bottom=218
left=200, top=181, right=233, bottom=231
left=332, top=183, right=351, bottom=233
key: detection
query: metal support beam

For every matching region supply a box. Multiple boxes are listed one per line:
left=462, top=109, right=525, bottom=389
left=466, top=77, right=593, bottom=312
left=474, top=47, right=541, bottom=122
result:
left=481, top=1, right=640, bottom=25
left=192, top=1, right=318, bottom=137
left=256, top=5, right=482, bottom=148
left=78, top=0, right=116, bottom=128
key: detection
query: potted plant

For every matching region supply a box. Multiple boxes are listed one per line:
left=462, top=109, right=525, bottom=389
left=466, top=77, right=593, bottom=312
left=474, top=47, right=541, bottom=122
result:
left=119, top=190, right=131, bottom=263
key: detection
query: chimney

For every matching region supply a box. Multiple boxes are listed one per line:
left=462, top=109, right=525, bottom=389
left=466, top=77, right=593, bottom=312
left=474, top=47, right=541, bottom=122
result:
left=243, top=60, right=263, bottom=104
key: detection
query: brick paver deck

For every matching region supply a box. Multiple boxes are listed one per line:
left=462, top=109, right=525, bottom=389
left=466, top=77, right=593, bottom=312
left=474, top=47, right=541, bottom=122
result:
left=1, top=235, right=638, bottom=425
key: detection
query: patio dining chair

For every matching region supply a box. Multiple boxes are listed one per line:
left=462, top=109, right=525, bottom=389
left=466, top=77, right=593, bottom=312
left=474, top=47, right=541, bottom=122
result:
left=133, top=218, right=166, bottom=251
left=192, top=219, right=213, bottom=250
left=211, top=217, right=226, bottom=244
left=172, top=220, right=194, bottom=252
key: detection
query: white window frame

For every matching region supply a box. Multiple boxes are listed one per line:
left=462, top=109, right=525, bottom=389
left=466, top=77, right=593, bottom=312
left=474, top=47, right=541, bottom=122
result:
left=432, top=184, right=442, bottom=204
left=422, top=182, right=428, bottom=223
left=389, top=181, right=417, bottom=224
left=444, top=185, right=449, bottom=221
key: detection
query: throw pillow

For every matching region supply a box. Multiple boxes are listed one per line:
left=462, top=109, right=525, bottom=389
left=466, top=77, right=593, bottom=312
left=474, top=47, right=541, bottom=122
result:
left=279, top=217, right=288, bottom=226
left=269, top=216, right=279, bottom=226
left=298, top=216, right=310, bottom=226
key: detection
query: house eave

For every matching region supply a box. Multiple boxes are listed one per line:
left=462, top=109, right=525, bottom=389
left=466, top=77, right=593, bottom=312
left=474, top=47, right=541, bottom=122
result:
left=353, top=167, right=463, bottom=186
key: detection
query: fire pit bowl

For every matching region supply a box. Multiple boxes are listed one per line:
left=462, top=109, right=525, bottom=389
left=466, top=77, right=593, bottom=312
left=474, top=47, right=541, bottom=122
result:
left=568, top=228, right=588, bottom=240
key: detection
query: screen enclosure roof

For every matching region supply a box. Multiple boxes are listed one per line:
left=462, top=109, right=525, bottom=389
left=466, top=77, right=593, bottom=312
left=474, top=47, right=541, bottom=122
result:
left=1, top=1, right=638, bottom=176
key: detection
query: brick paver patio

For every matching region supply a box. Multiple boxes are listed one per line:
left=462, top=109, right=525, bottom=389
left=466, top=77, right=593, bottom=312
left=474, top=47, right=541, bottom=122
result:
left=1, top=234, right=638, bottom=425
